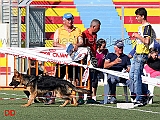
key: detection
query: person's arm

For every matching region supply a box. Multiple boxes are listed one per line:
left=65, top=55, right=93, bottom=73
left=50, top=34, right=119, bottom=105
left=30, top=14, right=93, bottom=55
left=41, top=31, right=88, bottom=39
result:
left=73, top=36, right=83, bottom=51
left=53, top=29, right=65, bottom=48
left=132, top=25, right=152, bottom=45
left=128, top=46, right=136, bottom=59
left=77, top=36, right=84, bottom=47
left=104, top=58, right=122, bottom=68
left=73, top=29, right=84, bottom=51
left=104, top=54, right=122, bottom=69
left=125, top=66, right=131, bottom=73
left=125, top=56, right=131, bottom=73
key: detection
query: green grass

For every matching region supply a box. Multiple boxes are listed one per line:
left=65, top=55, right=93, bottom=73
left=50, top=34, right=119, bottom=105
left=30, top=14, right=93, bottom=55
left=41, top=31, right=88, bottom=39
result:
left=0, top=86, right=160, bottom=120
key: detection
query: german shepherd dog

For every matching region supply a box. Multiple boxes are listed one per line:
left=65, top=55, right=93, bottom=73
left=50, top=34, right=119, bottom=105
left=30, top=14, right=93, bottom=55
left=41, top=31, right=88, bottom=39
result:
left=9, top=69, right=90, bottom=107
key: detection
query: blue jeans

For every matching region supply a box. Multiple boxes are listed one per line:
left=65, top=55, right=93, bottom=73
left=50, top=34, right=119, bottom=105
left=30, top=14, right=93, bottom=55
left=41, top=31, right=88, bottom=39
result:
left=107, top=74, right=135, bottom=97
left=129, top=54, right=149, bottom=101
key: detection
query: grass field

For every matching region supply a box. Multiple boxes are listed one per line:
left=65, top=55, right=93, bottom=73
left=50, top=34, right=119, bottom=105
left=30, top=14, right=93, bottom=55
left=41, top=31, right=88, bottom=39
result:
left=0, top=86, right=160, bottom=120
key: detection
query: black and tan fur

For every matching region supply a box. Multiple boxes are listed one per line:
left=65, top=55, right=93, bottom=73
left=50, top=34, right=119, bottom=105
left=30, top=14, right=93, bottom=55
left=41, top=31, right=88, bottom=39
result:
left=9, top=69, right=90, bottom=107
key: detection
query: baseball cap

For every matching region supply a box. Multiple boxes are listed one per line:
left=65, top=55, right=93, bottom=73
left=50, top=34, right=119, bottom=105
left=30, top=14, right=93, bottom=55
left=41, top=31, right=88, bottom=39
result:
left=63, top=13, right=74, bottom=19
left=114, top=40, right=124, bottom=47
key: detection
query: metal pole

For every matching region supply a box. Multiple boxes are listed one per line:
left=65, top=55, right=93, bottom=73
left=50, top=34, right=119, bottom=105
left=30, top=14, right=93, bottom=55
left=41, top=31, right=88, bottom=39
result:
left=121, top=6, right=124, bottom=40
left=25, top=4, right=29, bottom=71
left=0, top=0, right=2, bottom=23
left=9, top=0, right=11, bottom=47
left=18, top=1, right=22, bottom=71
left=25, top=5, right=29, bottom=48
left=18, top=6, right=21, bottom=48
left=73, top=66, right=75, bottom=82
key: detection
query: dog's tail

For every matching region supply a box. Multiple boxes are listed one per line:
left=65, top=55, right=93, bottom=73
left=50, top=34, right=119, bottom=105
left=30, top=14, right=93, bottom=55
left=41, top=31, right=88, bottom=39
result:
left=65, top=80, right=91, bottom=94
left=72, top=87, right=91, bottom=94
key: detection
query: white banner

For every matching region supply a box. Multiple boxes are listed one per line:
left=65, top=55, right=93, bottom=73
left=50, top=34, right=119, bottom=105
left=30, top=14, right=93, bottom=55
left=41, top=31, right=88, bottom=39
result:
left=0, top=47, right=160, bottom=88
left=0, top=47, right=88, bottom=65
left=92, top=67, right=160, bottom=88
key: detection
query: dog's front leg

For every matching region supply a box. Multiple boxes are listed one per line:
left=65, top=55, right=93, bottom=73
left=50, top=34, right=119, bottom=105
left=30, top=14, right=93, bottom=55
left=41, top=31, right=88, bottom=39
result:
left=60, top=99, right=70, bottom=107
left=22, top=92, right=37, bottom=107
left=70, top=95, right=78, bottom=106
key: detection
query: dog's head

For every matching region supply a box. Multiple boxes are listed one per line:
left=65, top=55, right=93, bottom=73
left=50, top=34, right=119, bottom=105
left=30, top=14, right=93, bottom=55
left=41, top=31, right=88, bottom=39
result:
left=9, top=69, right=22, bottom=88
left=9, top=69, right=39, bottom=88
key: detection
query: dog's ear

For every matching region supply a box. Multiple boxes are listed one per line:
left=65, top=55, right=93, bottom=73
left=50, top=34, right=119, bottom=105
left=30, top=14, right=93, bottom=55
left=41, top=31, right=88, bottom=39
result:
left=14, top=69, right=19, bottom=76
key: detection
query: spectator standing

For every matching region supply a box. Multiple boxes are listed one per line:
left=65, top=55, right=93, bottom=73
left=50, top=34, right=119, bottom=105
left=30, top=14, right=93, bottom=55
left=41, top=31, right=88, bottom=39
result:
left=78, top=19, right=101, bottom=104
left=95, top=38, right=109, bottom=100
left=54, top=13, right=83, bottom=85
left=96, top=38, right=109, bottom=69
left=129, top=7, right=155, bottom=106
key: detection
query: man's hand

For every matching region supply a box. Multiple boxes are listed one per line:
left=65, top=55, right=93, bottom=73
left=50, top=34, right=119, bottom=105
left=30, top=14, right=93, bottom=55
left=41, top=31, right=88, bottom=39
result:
left=128, top=54, right=133, bottom=59
left=132, top=32, right=140, bottom=38
left=132, top=32, right=150, bottom=45
left=73, top=44, right=78, bottom=51
left=114, top=58, right=122, bottom=64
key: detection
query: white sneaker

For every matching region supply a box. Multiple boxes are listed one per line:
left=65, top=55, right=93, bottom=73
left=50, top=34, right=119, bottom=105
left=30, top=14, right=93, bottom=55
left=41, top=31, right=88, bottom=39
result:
left=108, top=96, right=111, bottom=100
left=92, top=96, right=96, bottom=101
left=108, top=97, right=116, bottom=104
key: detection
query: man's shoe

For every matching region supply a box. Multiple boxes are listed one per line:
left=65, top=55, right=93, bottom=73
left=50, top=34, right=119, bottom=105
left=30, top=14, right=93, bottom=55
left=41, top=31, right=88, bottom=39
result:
left=100, top=100, right=104, bottom=104
left=108, top=97, right=116, bottom=104
left=86, top=99, right=98, bottom=104
left=134, top=101, right=144, bottom=107
left=146, top=93, right=153, bottom=104
left=130, top=93, right=136, bottom=102
left=148, top=96, right=153, bottom=104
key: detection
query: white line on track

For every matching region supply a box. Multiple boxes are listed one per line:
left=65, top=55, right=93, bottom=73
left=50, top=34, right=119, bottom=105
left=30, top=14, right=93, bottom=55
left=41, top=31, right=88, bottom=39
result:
left=87, top=104, right=160, bottom=114
left=0, top=92, right=26, bottom=97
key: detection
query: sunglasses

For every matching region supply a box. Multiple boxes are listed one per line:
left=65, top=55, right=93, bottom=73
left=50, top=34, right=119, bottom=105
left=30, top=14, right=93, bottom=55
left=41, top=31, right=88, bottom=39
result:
left=66, top=18, right=74, bottom=21
left=117, top=46, right=123, bottom=49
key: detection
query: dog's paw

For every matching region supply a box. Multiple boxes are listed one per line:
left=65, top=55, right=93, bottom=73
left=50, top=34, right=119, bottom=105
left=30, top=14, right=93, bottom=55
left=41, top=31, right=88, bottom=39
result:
left=59, top=104, right=66, bottom=107
left=21, top=104, right=30, bottom=107
left=72, top=103, right=78, bottom=107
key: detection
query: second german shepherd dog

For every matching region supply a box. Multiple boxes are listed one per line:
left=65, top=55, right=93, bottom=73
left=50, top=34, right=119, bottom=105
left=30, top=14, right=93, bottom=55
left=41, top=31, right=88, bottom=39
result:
left=9, top=69, right=90, bottom=107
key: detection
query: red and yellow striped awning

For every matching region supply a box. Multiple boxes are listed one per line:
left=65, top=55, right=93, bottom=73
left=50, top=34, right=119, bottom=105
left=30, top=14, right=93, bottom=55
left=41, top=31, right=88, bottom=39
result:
left=21, top=0, right=86, bottom=41
left=113, top=0, right=160, bottom=40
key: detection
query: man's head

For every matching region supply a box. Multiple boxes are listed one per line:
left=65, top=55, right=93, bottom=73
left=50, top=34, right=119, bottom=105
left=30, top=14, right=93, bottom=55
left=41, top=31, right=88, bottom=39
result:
left=114, top=40, right=124, bottom=54
left=135, top=7, right=147, bottom=22
left=90, top=19, right=101, bottom=34
left=63, top=13, right=74, bottom=27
